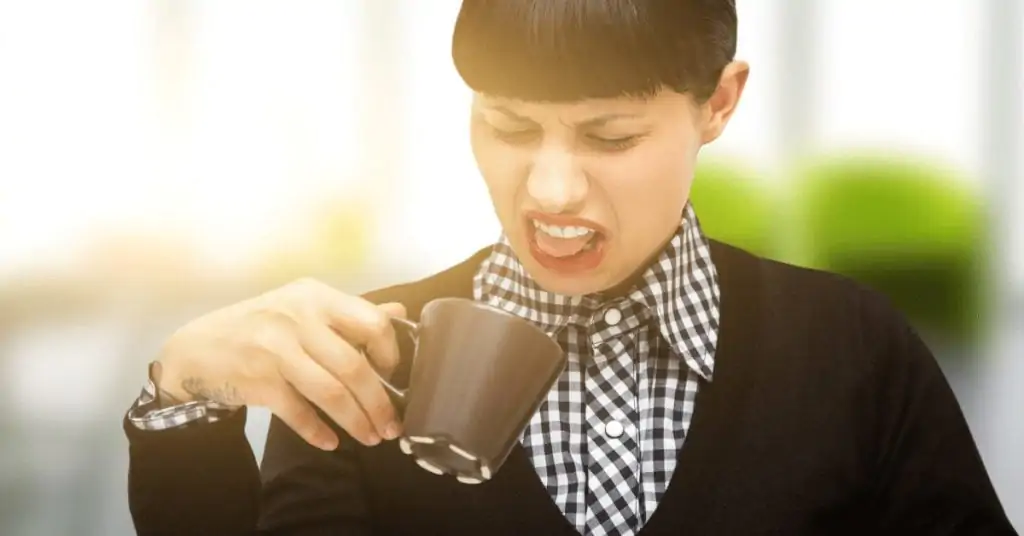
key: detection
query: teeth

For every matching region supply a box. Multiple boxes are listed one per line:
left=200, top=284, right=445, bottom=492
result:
left=532, top=220, right=596, bottom=239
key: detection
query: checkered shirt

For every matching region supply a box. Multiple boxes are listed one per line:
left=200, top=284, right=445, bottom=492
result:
left=125, top=203, right=720, bottom=536
left=473, top=202, right=721, bottom=536
left=128, top=364, right=239, bottom=430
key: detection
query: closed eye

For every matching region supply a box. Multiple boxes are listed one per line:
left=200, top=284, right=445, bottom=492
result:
left=584, top=134, right=642, bottom=152
left=489, top=126, right=540, bottom=145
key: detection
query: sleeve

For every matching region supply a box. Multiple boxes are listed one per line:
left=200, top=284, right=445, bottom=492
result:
left=256, top=411, right=373, bottom=536
left=127, top=377, right=240, bottom=431
left=124, top=407, right=263, bottom=536
left=865, top=293, right=1018, bottom=535
left=124, top=402, right=373, bottom=536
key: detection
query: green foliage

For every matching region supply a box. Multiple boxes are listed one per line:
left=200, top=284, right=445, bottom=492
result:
left=792, top=155, right=988, bottom=340
left=795, top=156, right=982, bottom=262
left=690, top=160, right=781, bottom=259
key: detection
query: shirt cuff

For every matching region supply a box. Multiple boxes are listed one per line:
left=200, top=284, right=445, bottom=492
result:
left=127, top=367, right=241, bottom=431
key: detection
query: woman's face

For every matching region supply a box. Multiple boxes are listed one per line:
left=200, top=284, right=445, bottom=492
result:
left=469, top=65, right=747, bottom=296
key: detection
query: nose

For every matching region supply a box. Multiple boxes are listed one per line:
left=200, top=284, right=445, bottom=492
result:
left=526, top=147, right=589, bottom=213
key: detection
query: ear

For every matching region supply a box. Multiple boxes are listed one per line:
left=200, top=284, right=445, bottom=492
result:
left=700, top=61, right=750, bottom=144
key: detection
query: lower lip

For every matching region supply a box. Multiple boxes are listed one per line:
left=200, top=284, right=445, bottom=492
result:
left=526, top=224, right=607, bottom=275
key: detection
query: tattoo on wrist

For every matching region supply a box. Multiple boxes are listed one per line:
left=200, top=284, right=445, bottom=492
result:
left=181, top=377, right=245, bottom=407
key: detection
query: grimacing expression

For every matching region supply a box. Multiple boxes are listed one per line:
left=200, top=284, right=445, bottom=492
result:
left=469, top=63, right=749, bottom=296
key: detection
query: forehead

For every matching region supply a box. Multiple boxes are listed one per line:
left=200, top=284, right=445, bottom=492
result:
left=473, top=90, right=690, bottom=121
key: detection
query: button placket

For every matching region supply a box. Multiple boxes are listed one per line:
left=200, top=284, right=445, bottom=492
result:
left=583, top=330, right=641, bottom=533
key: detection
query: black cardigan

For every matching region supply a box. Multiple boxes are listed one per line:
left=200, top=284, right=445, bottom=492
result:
left=124, top=241, right=1016, bottom=535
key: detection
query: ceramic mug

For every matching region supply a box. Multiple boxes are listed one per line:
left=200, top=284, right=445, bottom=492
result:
left=373, top=298, right=565, bottom=484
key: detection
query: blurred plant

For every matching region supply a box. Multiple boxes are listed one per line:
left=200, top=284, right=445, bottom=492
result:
left=690, top=159, right=783, bottom=260
left=790, top=153, right=989, bottom=343
left=258, top=196, right=374, bottom=285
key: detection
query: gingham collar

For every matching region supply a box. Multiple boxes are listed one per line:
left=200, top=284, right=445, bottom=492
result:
left=473, top=202, right=721, bottom=381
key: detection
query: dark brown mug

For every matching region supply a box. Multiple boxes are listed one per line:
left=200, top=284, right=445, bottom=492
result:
left=371, top=297, right=565, bottom=484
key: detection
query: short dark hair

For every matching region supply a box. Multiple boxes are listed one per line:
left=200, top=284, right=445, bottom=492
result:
left=451, top=0, right=737, bottom=103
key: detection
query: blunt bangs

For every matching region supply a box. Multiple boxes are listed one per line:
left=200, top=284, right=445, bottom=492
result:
left=451, top=0, right=736, bottom=102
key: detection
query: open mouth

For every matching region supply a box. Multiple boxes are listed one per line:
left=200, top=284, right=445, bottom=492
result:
left=525, top=216, right=608, bottom=274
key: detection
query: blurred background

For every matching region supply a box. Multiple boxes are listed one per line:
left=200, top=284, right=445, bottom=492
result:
left=0, top=0, right=1021, bottom=533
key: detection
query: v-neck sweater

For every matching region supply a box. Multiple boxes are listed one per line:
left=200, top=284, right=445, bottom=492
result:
left=123, top=240, right=1016, bottom=535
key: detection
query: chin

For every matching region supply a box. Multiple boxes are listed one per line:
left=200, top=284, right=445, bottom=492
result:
left=510, top=243, right=611, bottom=296
left=529, top=269, right=608, bottom=296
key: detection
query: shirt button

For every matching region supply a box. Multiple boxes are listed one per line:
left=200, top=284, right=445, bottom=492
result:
left=603, top=307, right=622, bottom=326
left=603, top=420, right=624, bottom=439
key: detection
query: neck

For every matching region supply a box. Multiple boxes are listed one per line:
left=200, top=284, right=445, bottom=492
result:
left=599, top=221, right=683, bottom=300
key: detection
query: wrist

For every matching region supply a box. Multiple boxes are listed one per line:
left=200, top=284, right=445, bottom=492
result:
left=150, top=359, right=196, bottom=404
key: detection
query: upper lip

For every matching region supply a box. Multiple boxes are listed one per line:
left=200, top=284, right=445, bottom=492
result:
left=525, top=211, right=609, bottom=235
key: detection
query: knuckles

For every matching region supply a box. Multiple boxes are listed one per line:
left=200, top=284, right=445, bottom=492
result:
left=363, top=309, right=393, bottom=340
left=333, top=353, right=364, bottom=380
left=287, top=277, right=328, bottom=304
left=247, top=308, right=299, bottom=352
left=317, top=382, right=351, bottom=404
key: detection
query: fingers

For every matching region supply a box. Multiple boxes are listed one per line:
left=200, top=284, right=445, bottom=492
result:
left=376, top=303, right=413, bottom=376
left=377, top=302, right=407, bottom=319
left=313, top=291, right=404, bottom=372
left=276, top=340, right=384, bottom=446
left=298, top=322, right=401, bottom=440
left=265, top=382, right=338, bottom=451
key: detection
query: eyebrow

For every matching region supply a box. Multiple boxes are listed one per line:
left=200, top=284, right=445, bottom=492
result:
left=487, top=105, right=641, bottom=127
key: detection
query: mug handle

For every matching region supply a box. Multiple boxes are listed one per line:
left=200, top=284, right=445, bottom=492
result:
left=367, top=316, right=419, bottom=404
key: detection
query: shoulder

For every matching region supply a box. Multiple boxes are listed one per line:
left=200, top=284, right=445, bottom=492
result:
left=710, top=239, right=919, bottom=371
left=359, top=246, right=494, bottom=319
left=710, top=241, right=942, bottom=449
left=712, top=238, right=906, bottom=323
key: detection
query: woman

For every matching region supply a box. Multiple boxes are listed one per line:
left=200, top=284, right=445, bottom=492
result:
left=124, top=1, right=1015, bottom=534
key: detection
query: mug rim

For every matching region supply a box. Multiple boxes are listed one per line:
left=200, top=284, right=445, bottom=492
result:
left=422, top=297, right=565, bottom=359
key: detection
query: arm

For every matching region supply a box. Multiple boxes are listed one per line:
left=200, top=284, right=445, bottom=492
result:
left=124, top=408, right=262, bottom=536
left=124, top=365, right=373, bottom=536
left=258, top=413, right=372, bottom=535
left=867, top=297, right=1017, bottom=535
left=123, top=279, right=406, bottom=535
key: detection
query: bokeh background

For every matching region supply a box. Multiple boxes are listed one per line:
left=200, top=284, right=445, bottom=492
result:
left=1, top=0, right=1021, bottom=533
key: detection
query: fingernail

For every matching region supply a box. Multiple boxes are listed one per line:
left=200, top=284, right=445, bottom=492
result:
left=319, top=435, right=338, bottom=451
left=366, top=433, right=381, bottom=446
left=384, top=422, right=402, bottom=440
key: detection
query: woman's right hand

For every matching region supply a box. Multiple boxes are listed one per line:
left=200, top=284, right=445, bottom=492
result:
left=153, top=278, right=406, bottom=451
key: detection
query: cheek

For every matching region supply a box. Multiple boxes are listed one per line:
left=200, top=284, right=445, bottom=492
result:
left=601, top=140, right=696, bottom=225
left=470, top=134, right=526, bottom=210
